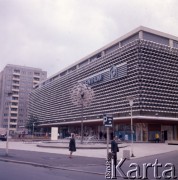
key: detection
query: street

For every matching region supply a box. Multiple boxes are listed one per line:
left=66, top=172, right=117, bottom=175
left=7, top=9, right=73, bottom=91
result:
left=0, top=150, right=177, bottom=180
left=0, top=161, right=105, bottom=180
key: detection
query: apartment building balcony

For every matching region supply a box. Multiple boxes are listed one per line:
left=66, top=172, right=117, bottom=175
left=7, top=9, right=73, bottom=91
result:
left=10, top=117, right=18, bottom=120
left=10, top=113, right=18, bottom=118
left=12, top=83, right=20, bottom=87
left=10, top=107, right=18, bottom=111
left=11, top=99, right=19, bottom=103
left=9, top=118, right=18, bottom=123
left=9, top=118, right=18, bottom=122
left=12, top=96, right=18, bottom=100
left=9, top=126, right=17, bottom=131
left=33, top=80, right=40, bottom=84
left=33, top=84, right=37, bottom=88
left=10, top=111, right=18, bottom=114
left=10, top=105, right=18, bottom=108
left=12, top=77, right=20, bottom=81
left=33, top=74, right=40, bottom=78
left=10, top=121, right=17, bottom=125
left=33, top=82, right=39, bottom=87
left=12, top=94, right=19, bottom=98
left=12, top=88, right=19, bottom=92
left=13, top=72, right=20, bottom=76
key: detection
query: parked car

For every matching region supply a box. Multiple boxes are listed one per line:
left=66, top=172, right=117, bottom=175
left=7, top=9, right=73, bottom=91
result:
left=0, top=134, right=7, bottom=141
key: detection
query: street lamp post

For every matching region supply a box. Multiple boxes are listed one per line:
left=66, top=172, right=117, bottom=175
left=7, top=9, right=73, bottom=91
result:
left=32, top=123, right=35, bottom=138
left=6, top=92, right=12, bottom=156
left=71, top=83, right=94, bottom=144
left=127, top=96, right=135, bottom=157
left=32, top=122, right=37, bottom=138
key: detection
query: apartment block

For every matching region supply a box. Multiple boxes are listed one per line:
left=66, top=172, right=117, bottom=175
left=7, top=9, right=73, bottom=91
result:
left=0, top=64, right=47, bottom=134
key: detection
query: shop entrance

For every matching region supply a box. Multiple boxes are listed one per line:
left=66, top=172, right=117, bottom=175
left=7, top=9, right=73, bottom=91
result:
left=163, top=130, right=168, bottom=141
left=161, top=125, right=174, bottom=141
left=148, top=124, right=161, bottom=142
left=136, top=123, right=148, bottom=142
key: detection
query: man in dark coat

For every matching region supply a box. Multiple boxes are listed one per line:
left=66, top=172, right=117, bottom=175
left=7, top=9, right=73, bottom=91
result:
left=111, top=136, right=119, bottom=178
left=69, top=133, right=76, bottom=158
left=99, top=131, right=103, bottom=140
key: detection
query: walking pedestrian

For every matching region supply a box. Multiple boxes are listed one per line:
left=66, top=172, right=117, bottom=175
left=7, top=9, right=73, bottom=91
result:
left=69, top=133, right=76, bottom=158
left=111, top=136, right=119, bottom=178
left=99, top=131, right=103, bottom=140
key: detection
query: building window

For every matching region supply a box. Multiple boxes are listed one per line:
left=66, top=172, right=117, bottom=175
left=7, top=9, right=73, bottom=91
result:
left=34, top=72, right=40, bottom=76
left=68, top=66, right=76, bottom=73
left=13, top=80, right=19, bottom=84
left=12, top=97, right=18, bottom=100
left=143, top=32, right=169, bottom=45
left=173, top=41, right=178, bottom=48
left=34, top=77, right=40, bottom=81
left=60, top=71, right=67, bottom=77
left=79, top=59, right=89, bottom=67
left=10, top=119, right=17, bottom=123
left=10, top=125, right=17, bottom=128
left=11, top=108, right=18, bottom=111
left=14, top=69, right=20, bottom=73
left=12, top=102, right=18, bottom=106
left=13, top=75, right=20, bottom=79
left=11, top=113, right=17, bottom=117
left=12, top=86, right=19, bottom=89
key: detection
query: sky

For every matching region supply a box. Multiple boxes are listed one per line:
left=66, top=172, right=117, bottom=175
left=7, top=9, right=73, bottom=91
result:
left=0, top=0, right=178, bottom=77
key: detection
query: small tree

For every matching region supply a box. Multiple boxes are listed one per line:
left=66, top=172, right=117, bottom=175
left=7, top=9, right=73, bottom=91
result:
left=26, top=115, right=39, bottom=134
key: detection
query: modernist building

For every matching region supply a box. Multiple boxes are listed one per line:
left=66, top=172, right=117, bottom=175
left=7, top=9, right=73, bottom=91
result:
left=28, top=26, right=178, bottom=142
left=0, top=64, right=47, bottom=134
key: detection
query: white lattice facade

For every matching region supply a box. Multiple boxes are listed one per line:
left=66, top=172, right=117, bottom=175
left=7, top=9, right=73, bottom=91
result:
left=28, top=26, right=178, bottom=141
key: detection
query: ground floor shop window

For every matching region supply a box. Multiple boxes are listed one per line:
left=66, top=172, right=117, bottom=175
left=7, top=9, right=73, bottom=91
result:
left=148, top=131, right=161, bottom=142
left=115, top=124, right=136, bottom=141
left=136, top=123, right=148, bottom=142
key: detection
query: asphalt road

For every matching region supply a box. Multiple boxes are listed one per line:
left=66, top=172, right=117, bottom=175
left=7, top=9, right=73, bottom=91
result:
left=0, top=161, right=105, bottom=180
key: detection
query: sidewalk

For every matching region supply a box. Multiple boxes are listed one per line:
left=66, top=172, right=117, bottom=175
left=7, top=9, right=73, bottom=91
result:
left=0, top=140, right=178, bottom=159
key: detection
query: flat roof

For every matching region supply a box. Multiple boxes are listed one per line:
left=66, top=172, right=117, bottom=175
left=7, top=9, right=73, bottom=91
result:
left=5, top=64, right=44, bottom=71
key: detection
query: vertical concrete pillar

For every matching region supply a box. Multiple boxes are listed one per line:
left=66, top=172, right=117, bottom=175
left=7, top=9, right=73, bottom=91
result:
left=141, top=125, right=143, bottom=142
left=169, top=39, right=173, bottom=47
left=101, top=50, right=105, bottom=57
left=139, top=31, right=143, bottom=40
left=173, top=125, right=177, bottom=140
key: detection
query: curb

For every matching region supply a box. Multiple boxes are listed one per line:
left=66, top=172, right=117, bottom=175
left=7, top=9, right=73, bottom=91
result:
left=36, top=144, right=129, bottom=149
left=36, top=144, right=107, bottom=149
left=0, top=158, right=105, bottom=176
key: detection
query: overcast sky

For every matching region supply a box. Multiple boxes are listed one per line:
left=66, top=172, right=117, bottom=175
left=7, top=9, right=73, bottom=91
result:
left=1, top=0, right=178, bottom=77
